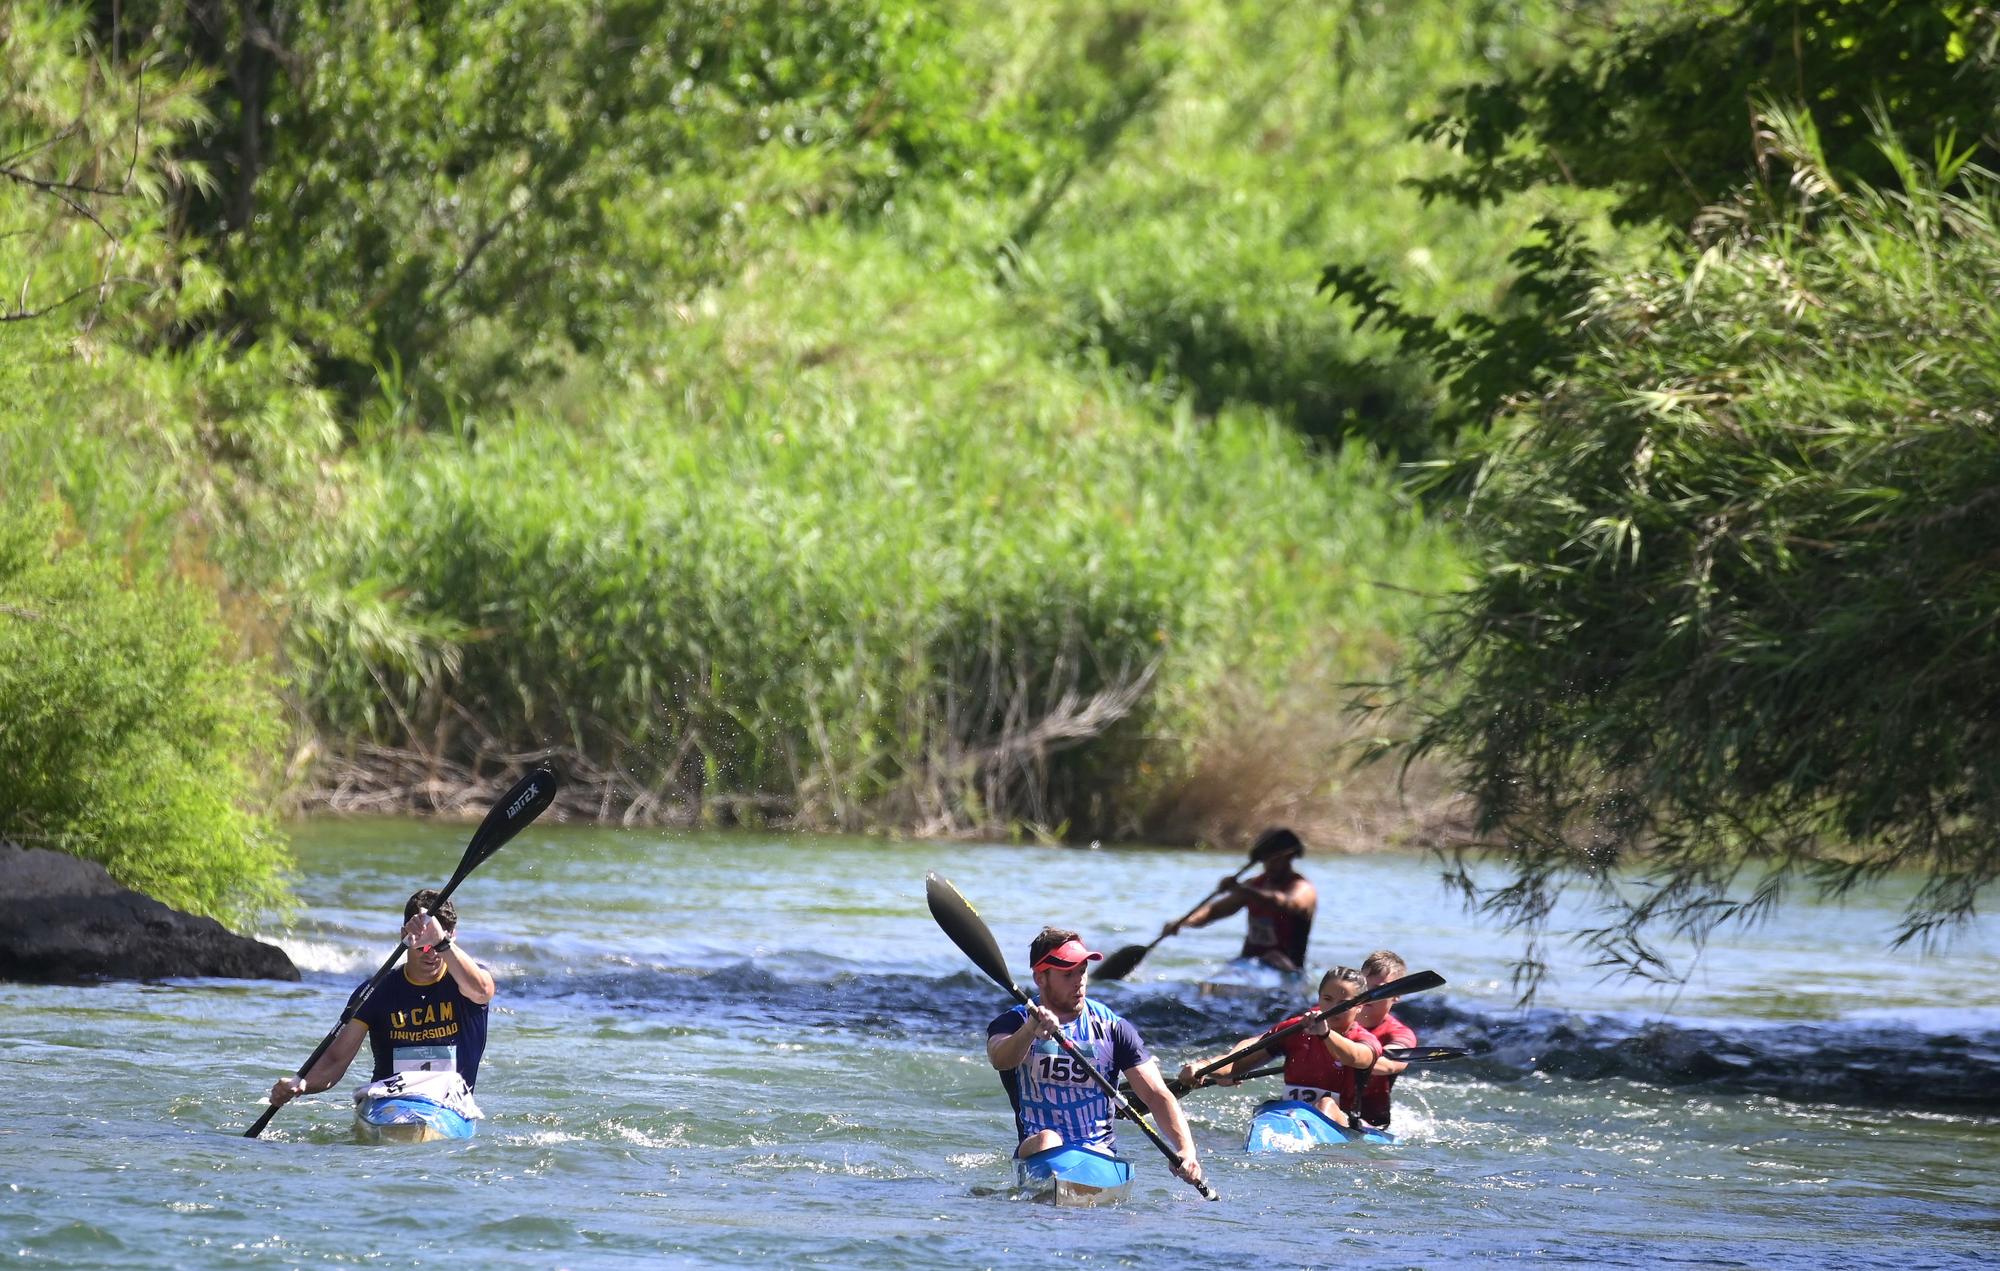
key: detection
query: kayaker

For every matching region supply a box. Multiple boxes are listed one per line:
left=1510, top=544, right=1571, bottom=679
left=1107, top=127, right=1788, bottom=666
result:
left=1175, top=965, right=1383, bottom=1130
left=987, top=927, right=1205, bottom=1189
left=1160, top=827, right=1317, bottom=974
left=265, top=889, right=496, bottom=1112
left=1354, top=948, right=1417, bottom=1127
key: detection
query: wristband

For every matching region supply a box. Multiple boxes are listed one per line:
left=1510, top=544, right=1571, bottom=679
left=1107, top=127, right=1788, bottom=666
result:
left=434, top=936, right=453, bottom=952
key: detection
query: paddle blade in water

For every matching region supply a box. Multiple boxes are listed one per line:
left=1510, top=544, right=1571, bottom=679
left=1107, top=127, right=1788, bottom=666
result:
left=1094, top=943, right=1149, bottom=982
left=926, top=872, right=1018, bottom=996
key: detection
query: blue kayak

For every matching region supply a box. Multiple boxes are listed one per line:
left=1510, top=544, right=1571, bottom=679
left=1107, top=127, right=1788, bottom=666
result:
left=1245, top=1099, right=1396, bottom=1153
left=1016, top=1144, right=1134, bottom=1207
left=353, top=1095, right=477, bottom=1145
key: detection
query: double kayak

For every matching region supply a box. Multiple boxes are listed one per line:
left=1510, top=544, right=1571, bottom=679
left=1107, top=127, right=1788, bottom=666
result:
left=1015, top=1144, right=1134, bottom=1207
left=350, top=1071, right=482, bottom=1145
left=1245, top=1099, right=1396, bottom=1153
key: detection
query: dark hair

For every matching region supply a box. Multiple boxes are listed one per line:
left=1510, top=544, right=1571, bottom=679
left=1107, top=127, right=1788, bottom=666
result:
left=1029, top=926, right=1081, bottom=967
left=404, top=889, right=458, bottom=932
left=1319, top=965, right=1365, bottom=996
left=1250, top=827, right=1304, bottom=862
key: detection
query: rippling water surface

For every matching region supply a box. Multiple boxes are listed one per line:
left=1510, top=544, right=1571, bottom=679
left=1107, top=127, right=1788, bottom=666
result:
left=3, top=824, right=1997, bottom=1268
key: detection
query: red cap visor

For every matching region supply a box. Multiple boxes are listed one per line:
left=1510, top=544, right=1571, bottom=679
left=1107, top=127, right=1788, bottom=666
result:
left=1032, top=939, right=1104, bottom=973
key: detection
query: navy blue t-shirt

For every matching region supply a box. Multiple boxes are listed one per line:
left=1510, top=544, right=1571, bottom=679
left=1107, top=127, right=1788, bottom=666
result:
left=348, top=965, right=490, bottom=1090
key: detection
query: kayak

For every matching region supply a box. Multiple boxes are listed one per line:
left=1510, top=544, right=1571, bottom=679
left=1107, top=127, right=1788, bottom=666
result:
left=353, top=1094, right=476, bottom=1144
left=1245, top=1099, right=1397, bottom=1153
left=1015, top=1144, right=1135, bottom=1207
left=1197, top=957, right=1309, bottom=1001
left=350, top=1071, right=482, bottom=1145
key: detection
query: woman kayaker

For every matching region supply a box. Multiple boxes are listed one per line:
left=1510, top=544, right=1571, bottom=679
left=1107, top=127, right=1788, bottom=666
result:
left=1177, top=965, right=1383, bottom=1130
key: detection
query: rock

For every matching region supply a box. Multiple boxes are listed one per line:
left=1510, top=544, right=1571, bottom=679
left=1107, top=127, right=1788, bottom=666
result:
left=0, top=841, right=298, bottom=983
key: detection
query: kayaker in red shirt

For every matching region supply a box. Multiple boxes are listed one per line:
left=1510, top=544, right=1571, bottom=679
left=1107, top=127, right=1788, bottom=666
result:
left=1352, top=948, right=1417, bottom=1127
left=1174, top=966, right=1381, bottom=1130
left=1162, top=827, right=1317, bottom=974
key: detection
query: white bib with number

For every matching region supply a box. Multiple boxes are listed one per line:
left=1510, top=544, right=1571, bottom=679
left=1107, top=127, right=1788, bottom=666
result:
left=355, top=1069, right=484, bottom=1120
left=391, top=1044, right=457, bottom=1074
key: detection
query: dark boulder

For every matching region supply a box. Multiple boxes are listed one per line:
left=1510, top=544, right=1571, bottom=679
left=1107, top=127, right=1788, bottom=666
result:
left=0, top=841, right=298, bottom=983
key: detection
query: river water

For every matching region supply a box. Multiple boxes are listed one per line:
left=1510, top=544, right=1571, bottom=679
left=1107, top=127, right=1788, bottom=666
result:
left=3, top=824, right=1996, bottom=1268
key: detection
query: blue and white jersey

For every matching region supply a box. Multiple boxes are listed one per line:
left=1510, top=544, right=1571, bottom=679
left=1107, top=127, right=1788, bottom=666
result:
left=987, top=997, right=1150, bottom=1152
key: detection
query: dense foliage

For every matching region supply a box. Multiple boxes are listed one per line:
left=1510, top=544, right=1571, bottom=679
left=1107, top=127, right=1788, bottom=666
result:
left=0, top=502, right=290, bottom=927
left=289, top=231, right=1457, bottom=838
left=1416, top=0, right=2000, bottom=229
left=17, top=0, right=1994, bottom=955
left=1391, top=121, right=2000, bottom=991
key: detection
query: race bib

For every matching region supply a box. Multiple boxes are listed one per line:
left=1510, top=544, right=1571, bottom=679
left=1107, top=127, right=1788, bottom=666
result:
left=1031, top=1044, right=1097, bottom=1087
left=355, top=1069, right=483, bottom=1120
left=1286, top=1085, right=1335, bottom=1104
left=392, top=1044, right=457, bottom=1074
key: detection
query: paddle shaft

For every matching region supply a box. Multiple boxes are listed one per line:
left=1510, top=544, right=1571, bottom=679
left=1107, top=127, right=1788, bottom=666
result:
left=245, top=763, right=558, bottom=1139
left=1096, top=859, right=1262, bottom=981
left=243, top=871, right=474, bottom=1139
left=1157, top=860, right=1260, bottom=943
left=1242, top=1046, right=1468, bottom=1077
left=998, top=981, right=1220, bottom=1201
left=923, top=872, right=1217, bottom=1200
left=1172, top=969, right=1445, bottom=1095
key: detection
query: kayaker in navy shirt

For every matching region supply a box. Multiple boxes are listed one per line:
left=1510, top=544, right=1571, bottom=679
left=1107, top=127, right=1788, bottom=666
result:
left=265, top=889, right=498, bottom=1111
left=986, top=926, right=1204, bottom=1187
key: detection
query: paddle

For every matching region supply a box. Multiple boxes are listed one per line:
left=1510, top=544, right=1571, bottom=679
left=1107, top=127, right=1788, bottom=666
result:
left=1165, top=969, right=1445, bottom=1096
left=1233, top=1047, right=1471, bottom=1080
left=1117, top=1048, right=1468, bottom=1101
left=1094, top=860, right=1259, bottom=982
left=244, top=762, right=560, bottom=1139
left=924, top=872, right=1219, bottom=1202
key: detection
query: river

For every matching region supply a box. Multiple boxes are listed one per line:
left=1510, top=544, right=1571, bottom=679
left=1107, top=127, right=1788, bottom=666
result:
left=3, top=823, right=1996, bottom=1267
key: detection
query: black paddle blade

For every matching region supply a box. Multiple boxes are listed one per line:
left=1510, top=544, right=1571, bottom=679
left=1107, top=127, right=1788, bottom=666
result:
left=1094, top=943, right=1149, bottom=982
left=925, top=872, right=1018, bottom=996
left=1361, top=969, right=1445, bottom=1005
left=444, top=762, right=561, bottom=892
left=1383, top=1046, right=1469, bottom=1063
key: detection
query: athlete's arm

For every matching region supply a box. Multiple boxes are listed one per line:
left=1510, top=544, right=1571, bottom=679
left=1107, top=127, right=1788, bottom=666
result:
left=1168, top=885, right=1250, bottom=936
left=1125, top=1059, right=1204, bottom=1185
left=986, top=1004, right=1058, bottom=1070
left=268, top=1018, right=367, bottom=1107
left=442, top=944, right=496, bottom=1004
left=1318, top=1027, right=1378, bottom=1070
left=1240, top=875, right=1315, bottom=916
left=1176, top=1033, right=1269, bottom=1088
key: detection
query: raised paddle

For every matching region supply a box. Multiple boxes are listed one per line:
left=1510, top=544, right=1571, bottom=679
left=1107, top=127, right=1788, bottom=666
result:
left=244, top=762, right=560, bottom=1139
left=1165, top=969, right=1446, bottom=1096
left=1139, top=1048, right=1471, bottom=1096
left=1228, top=1048, right=1472, bottom=1081
left=1116, top=1049, right=1469, bottom=1102
left=1094, top=859, right=1261, bottom=982
left=924, top=872, right=1220, bottom=1202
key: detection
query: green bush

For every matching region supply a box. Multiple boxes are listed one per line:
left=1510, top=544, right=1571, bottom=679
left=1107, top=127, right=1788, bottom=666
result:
left=1395, top=116, right=2000, bottom=988
left=289, top=228, right=1462, bottom=836
left=0, top=501, right=289, bottom=927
